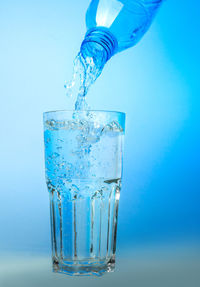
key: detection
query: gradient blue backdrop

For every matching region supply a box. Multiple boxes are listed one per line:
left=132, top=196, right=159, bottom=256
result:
left=0, top=0, right=199, bottom=255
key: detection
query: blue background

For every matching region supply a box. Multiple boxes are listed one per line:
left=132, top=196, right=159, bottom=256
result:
left=0, top=0, right=199, bottom=282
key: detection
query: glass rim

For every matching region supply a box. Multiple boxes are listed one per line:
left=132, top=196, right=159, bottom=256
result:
left=43, top=109, right=126, bottom=116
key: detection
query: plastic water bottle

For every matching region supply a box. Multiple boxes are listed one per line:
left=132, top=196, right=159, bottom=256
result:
left=80, top=0, right=163, bottom=68
left=66, top=0, right=164, bottom=110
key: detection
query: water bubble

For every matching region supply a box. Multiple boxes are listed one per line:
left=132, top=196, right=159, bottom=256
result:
left=52, top=152, right=60, bottom=159
left=57, top=138, right=64, bottom=143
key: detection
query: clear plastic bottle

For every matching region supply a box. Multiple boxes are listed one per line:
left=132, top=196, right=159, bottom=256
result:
left=80, top=0, right=163, bottom=68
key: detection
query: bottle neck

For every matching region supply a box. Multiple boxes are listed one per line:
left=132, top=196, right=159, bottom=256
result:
left=80, top=28, right=118, bottom=65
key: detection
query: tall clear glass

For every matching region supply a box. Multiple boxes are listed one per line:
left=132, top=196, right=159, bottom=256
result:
left=43, top=110, right=125, bottom=276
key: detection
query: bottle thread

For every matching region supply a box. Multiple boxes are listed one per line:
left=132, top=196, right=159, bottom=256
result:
left=81, top=28, right=118, bottom=61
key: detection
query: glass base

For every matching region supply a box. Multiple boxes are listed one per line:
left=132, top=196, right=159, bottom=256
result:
left=52, top=256, right=115, bottom=276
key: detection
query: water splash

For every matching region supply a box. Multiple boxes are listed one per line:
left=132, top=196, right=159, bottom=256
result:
left=44, top=118, right=124, bottom=181
left=64, top=47, right=106, bottom=111
left=64, top=53, right=89, bottom=110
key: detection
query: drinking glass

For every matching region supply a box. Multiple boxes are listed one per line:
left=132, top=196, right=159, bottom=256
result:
left=43, top=110, right=125, bottom=276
